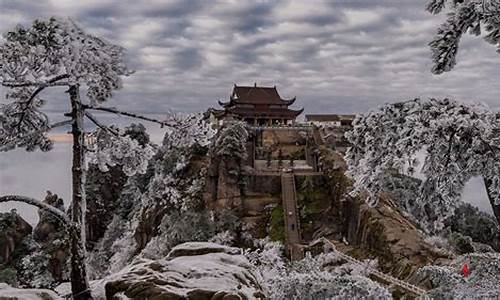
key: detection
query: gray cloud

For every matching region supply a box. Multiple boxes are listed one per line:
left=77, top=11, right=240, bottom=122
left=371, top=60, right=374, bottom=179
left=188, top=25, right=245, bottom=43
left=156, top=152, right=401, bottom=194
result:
left=1, top=1, right=499, bottom=221
left=2, top=0, right=497, bottom=114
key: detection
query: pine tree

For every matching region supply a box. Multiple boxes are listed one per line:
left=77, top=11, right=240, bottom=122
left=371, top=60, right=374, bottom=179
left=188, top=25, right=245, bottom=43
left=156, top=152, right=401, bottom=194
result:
left=0, top=18, right=177, bottom=299
left=346, top=98, right=500, bottom=231
left=427, top=0, right=500, bottom=73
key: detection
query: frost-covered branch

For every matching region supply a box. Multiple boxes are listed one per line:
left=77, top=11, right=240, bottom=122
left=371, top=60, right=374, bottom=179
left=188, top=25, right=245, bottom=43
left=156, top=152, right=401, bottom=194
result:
left=87, top=126, right=155, bottom=176
left=427, top=0, right=500, bottom=73
left=214, top=121, right=249, bottom=160
left=417, top=252, right=500, bottom=298
left=83, top=105, right=179, bottom=128
left=84, top=111, right=119, bottom=136
left=346, top=98, right=500, bottom=230
left=0, top=119, right=72, bottom=151
left=0, top=195, right=70, bottom=225
left=6, top=74, right=69, bottom=101
left=9, top=74, right=69, bottom=132
left=2, top=80, right=69, bottom=88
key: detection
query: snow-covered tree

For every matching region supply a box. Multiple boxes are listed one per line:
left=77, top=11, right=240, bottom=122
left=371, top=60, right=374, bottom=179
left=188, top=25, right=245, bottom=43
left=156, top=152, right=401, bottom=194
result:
left=444, top=202, right=500, bottom=251
left=214, top=121, right=249, bottom=161
left=144, top=113, right=216, bottom=211
left=0, top=17, right=176, bottom=299
left=87, top=126, right=155, bottom=176
left=346, top=98, right=500, bottom=231
left=418, top=252, right=500, bottom=298
left=427, top=0, right=500, bottom=73
left=245, top=239, right=392, bottom=299
left=86, top=114, right=219, bottom=277
left=17, top=241, right=56, bottom=289
left=139, top=211, right=218, bottom=259
left=84, top=123, right=152, bottom=250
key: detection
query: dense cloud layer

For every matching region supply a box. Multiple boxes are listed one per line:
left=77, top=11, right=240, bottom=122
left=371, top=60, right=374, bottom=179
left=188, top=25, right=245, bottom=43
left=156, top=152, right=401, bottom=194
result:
left=1, top=0, right=498, bottom=222
left=1, top=0, right=499, bottom=115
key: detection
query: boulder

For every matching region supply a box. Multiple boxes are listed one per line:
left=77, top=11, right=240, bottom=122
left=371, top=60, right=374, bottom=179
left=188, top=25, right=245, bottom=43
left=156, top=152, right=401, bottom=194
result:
left=105, top=242, right=265, bottom=300
left=167, top=242, right=241, bottom=258
left=0, top=283, right=61, bottom=300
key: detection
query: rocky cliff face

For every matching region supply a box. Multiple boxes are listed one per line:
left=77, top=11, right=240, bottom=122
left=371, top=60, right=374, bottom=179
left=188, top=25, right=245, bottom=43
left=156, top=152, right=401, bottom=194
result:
left=5, top=122, right=495, bottom=298
left=134, top=147, right=213, bottom=254
left=0, top=193, right=71, bottom=287
left=204, top=149, right=245, bottom=214
left=206, top=143, right=452, bottom=283
left=85, top=165, right=128, bottom=249
left=215, top=159, right=244, bottom=211
left=33, top=192, right=68, bottom=283
left=0, top=211, right=31, bottom=265
left=344, top=194, right=452, bottom=280
left=33, top=192, right=65, bottom=243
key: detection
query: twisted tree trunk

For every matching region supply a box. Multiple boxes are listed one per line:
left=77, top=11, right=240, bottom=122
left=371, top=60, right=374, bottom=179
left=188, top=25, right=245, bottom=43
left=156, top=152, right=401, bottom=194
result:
left=69, top=85, right=92, bottom=300
left=484, top=177, right=500, bottom=226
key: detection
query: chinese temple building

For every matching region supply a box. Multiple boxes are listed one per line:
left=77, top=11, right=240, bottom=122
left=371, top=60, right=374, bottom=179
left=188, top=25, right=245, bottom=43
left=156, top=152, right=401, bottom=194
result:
left=213, top=84, right=303, bottom=126
left=305, top=114, right=355, bottom=127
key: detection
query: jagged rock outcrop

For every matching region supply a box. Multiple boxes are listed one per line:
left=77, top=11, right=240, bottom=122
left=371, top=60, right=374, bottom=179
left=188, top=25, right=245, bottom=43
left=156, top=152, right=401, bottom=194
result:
left=85, top=165, right=128, bottom=248
left=0, top=283, right=61, bottom=300
left=134, top=146, right=212, bottom=253
left=87, top=123, right=151, bottom=251
left=134, top=203, right=166, bottom=251
left=104, top=242, right=265, bottom=300
left=33, top=192, right=68, bottom=283
left=344, top=193, right=452, bottom=280
left=205, top=151, right=245, bottom=214
left=309, top=148, right=451, bottom=280
left=34, top=192, right=65, bottom=243
left=204, top=122, right=249, bottom=214
left=0, top=211, right=31, bottom=264
left=215, top=159, right=243, bottom=211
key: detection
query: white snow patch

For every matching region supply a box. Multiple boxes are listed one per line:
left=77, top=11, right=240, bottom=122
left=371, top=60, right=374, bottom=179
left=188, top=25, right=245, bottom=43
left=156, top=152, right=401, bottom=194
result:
left=0, top=283, right=61, bottom=300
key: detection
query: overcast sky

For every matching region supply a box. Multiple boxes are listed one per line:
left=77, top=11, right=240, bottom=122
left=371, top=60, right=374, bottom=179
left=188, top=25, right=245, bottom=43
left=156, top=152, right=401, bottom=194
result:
left=0, top=0, right=498, bottom=223
left=0, top=0, right=499, bottom=115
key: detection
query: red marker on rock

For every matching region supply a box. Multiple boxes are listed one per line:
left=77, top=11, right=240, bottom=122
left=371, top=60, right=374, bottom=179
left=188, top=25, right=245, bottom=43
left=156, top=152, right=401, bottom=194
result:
left=461, top=263, right=470, bottom=277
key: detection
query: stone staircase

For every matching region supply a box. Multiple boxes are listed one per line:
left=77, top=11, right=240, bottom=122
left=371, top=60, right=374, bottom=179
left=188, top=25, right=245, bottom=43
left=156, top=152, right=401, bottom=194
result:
left=280, top=172, right=303, bottom=261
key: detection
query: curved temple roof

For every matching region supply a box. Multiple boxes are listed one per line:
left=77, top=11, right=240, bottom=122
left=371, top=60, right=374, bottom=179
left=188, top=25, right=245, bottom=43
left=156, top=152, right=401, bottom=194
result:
left=214, top=84, right=303, bottom=120
left=225, top=84, right=296, bottom=106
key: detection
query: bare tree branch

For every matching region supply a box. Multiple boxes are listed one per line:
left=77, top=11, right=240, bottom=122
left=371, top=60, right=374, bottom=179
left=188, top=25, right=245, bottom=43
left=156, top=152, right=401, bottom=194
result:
left=23, top=74, right=70, bottom=101
left=0, top=195, right=70, bottom=225
left=82, top=104, right=180, bottom=128
left=0, top=119, right=73, bottom=151
left=84, top=111, right=119, bottom=136
left=8, top=74, right=71, bottom=131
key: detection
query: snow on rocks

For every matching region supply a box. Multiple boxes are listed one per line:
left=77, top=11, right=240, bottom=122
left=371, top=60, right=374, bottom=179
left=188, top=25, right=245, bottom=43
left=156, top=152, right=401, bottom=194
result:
left=104, top=242, right=265, bottom=299
left=0, top=283, right=61, bottom=300
left=167, top=241, right=241, bottom=258
left=417, top=252, right=500, bottom=299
